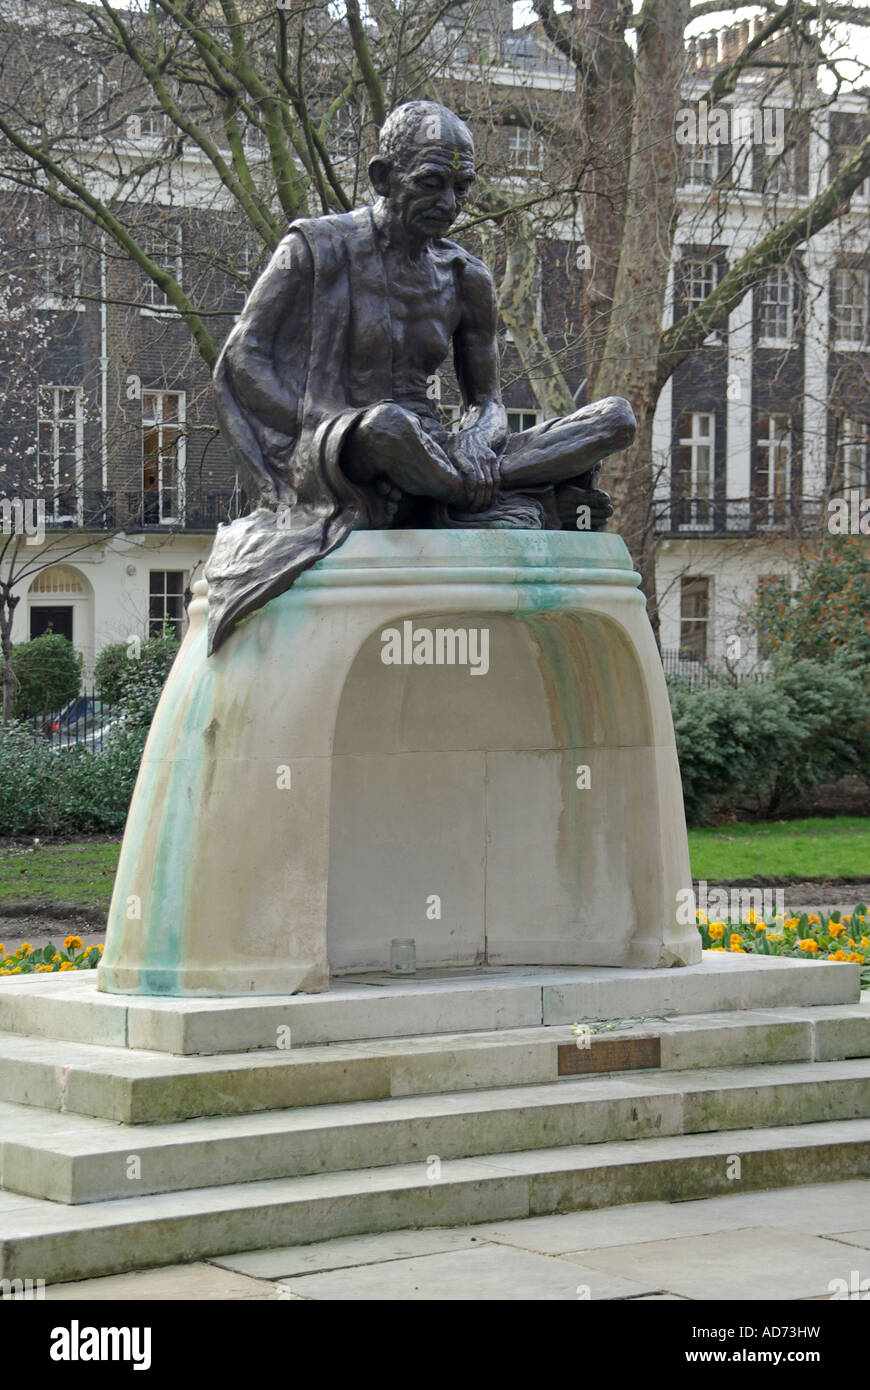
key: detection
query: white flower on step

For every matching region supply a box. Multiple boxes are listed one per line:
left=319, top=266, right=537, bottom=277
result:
left=571, top=1024, right=594, bottom=1051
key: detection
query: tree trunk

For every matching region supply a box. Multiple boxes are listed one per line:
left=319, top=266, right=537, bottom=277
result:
left=573, top=0, right=634, bottom=394
left=0, top=593, right=18, bottom=727
left=591, top=0, right=690, bottom=644
left=498, top=213, right=576, bottom=417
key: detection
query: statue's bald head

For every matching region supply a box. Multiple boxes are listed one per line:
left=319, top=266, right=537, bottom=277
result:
left=377, top=101, right=474, bottom=171
left=368, top=101, right=475, bottom=241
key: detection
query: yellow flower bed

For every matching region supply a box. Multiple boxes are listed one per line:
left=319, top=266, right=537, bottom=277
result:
left=0, top=939, right=103, bottom=975
left=696, top=904, right=869, bottom=985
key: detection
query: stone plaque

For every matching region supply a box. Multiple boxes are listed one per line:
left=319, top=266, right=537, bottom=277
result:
left=558, top=1035, right=662, bottom=1076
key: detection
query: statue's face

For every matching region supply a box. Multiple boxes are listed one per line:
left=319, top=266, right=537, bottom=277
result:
left=388, top=138, right=475, bottom=239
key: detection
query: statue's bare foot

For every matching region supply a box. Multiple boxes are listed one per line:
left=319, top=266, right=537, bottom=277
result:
left=554, top=484, right=613, bottom=531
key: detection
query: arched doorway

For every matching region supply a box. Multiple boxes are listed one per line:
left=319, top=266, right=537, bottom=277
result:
left=28, top=564, right=94, bottom=670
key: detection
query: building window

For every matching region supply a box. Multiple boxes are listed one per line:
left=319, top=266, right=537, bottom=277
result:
left=37, top=385, right=83, bottom=523
left=330, top=106, right=359, bottom=159
left=243, top=118, right=268, bottom=153
left=683, top=146, right=717, bottom=188
left=506, top=125, right=542, bottom=172
left=833, top=415, right=869, bottom=494
left=149, top=570, right=185, bottom=640
left=757, top=267, right=794, bottom=346
left=758, top=145, right=795, bottom=195
left=439, top=407, right=542, bottom=436
left=142, top=391, right=185, bottom=524
left=835, top=147, right=870, bottom=205
left=682, top=257, right=724, bottom=344
left=29, top=564, right=85, bottom=595
left=680, top=577, right=710, bottom=663
left=833, top=268, right=868, bottom=349
left=507, top=411, right=541, bottom=433
left=126, top=108, right=166, bottom=141
left=139, top=226, right=183, bottom=311
left=46, top=85, right=80, bottom=138
left=234, top=237, right=264, bottom=309
left=35, top=210, right=83, bottom=307
left=683, top=259, right=715, bottom=310
left=675, top=412, right=714, bottom=529
left=756, top=413, right=791, bottom=526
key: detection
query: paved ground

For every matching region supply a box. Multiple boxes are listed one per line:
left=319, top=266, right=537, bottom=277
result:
left=38, top=1179, right=870, bottom=1300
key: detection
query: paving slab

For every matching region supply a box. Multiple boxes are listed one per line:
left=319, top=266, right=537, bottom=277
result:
left=628, top=1292, right=690, bottom=1300
left=41, top=1263, right=281, bottom=1300
left=822, top=1228, right=870, bottom=1250
left=276, top=1244, right=659, bottom=1301
left=558, top=1227, right=870, bottom=1301
left=455, top=1179, right=870, bottom=1253
left=210, top=1228, right=487, bottom=1278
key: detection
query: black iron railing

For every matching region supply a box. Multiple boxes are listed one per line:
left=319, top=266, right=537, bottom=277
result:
left=655, top=496, right=825, bottom=537
left=41, top=490, right=243, bottom=534
left=661, top=649, right=767, bottom=688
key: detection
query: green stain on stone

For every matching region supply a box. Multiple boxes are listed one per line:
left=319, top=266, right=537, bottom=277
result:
left=103, top=629, right=210, bottom=985
left=102, top=530, right=649, bottom=994
left=139, top=642, right=217, bottom=992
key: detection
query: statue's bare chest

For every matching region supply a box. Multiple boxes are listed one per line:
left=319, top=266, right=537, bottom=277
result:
left=382, top=251, right=460, bottom=371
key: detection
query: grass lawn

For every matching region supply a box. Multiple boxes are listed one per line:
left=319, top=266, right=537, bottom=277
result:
left=0, top=818, right=867, bottom=915
left=688, top=816, right=870, bottom=882
left=0, top=841, right=121, bottom=911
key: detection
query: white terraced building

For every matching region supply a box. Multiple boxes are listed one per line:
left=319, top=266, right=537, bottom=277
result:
left=0, top=8, right=867, bottom=679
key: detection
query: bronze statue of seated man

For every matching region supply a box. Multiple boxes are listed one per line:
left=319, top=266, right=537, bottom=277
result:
left=207, top=100, right=635, bottom=653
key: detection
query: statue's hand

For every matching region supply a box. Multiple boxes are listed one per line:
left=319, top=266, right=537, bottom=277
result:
left=448, top=429, right=501, bottom=512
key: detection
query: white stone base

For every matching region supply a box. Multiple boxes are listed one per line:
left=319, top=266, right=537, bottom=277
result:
left=99, top=531, right=701, bottom=996
left=5, top=954, right=861, bottom=1052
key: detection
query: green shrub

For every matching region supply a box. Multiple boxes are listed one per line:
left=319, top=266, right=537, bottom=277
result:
left=671, top=659, right=870, bottom=824
left=8, top=633, right=80, bottom=720
left=0, top=629, right=178, bottom=835
left=753, top=537, right=870, bottom=668
left=94, top=633, right=179, bottom=716
left=117, top=633, right=179, bottom=727
left=93, top=641, right=130, bottom=703
left=0, top=721, right=147, bottom=836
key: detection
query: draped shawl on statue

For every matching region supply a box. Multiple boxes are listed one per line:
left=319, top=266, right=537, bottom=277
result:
left=206, top=206, right=399, bottom=655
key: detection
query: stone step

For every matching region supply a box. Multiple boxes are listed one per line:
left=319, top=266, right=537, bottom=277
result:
left=2, top=1058, right=870, bottom=1204
left=2, top=1118, right=868, bottom=1283
left=0, top=1004, right=868, bottom=1123
left=0, top=955, right=859, bottom=1054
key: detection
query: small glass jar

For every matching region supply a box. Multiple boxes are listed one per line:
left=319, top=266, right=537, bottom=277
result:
left=390, top=938, right=416, bottom=976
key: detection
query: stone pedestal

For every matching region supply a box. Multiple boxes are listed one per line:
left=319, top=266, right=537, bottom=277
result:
left=98, top=530, right=700, bottom=997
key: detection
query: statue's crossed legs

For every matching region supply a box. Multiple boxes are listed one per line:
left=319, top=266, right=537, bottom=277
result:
left=343, top=395, right=636, bottom=531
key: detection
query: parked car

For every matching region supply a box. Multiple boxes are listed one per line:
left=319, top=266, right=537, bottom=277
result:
left=47, top=696, right=119, bottom=751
